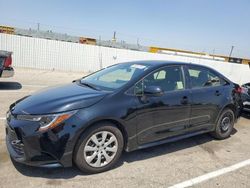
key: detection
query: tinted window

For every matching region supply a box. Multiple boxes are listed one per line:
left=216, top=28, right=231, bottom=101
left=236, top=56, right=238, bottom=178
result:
left=135, top=66, right=184, bottom=94
left=187, top=66, right=224, bottom=88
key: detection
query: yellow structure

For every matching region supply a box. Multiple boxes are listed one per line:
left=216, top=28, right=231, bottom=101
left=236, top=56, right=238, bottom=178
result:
left=0, top=25, right=15, bottom=34
left=149, top=46, right=250, bottom=65
left=79, top=37, right=96, bottom=45
left=149, top=46, right=207, bottom=56
left=242, top=59, right=250, bottom=65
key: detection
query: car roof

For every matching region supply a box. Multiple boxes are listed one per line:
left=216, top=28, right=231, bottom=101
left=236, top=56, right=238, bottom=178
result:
left=122, top=60, right=220, bottom=70
left=121, top=60, right=229, bottom=80
left=122, top=60, right=202, bottom=69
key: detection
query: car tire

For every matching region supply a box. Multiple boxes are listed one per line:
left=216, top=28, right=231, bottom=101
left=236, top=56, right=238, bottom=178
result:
left=210, top=108, right=235, bottom=139
left=73, top=122, right=124, bottom=173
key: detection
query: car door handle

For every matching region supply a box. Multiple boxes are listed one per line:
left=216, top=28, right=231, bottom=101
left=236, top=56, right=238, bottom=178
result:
left=181, top=96, right=188, bottom=104
left=215, top=90, right=221, bottom=96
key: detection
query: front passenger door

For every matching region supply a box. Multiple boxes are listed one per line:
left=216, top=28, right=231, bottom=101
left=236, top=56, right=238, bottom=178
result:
left=135, top=65, right=191, bottom=145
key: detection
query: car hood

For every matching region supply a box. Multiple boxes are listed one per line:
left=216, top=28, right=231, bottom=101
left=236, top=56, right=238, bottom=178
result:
left=12, top=83, right=108, bottom=115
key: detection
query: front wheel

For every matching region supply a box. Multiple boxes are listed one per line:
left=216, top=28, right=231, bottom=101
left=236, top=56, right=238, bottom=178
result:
left=210, top=108, right=235, bottom=139
left=74, top=123, right=124, bottom=173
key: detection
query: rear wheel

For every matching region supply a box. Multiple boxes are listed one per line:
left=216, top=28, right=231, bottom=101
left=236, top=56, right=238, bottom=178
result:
left=210, top=108, right=235, bottom=139
left=74, top=123, right=124, bottom=173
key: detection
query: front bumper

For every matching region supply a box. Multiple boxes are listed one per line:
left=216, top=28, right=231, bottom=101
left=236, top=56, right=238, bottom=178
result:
left=1, top=67, right=14, bottom=78
left=5, top=117, right=77, bottom=168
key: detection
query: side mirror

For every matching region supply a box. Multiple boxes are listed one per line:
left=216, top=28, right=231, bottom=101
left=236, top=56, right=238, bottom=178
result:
left=144, top=86, right=164, bottom=97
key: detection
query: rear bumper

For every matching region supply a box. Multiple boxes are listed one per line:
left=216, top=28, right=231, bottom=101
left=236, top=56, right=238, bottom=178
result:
left=1, top=67, right=14, bottom=78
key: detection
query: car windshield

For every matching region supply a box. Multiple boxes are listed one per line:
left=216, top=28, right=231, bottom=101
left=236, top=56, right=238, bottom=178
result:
left=81, top=63, right=150, bottom=91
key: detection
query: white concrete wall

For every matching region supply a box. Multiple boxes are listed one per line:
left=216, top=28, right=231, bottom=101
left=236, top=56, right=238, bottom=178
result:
left=1, top=33, right=250, bottom=84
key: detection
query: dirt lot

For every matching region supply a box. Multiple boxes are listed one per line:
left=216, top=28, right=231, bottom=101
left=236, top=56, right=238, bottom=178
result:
left=0, top=68, right=250, bottom=188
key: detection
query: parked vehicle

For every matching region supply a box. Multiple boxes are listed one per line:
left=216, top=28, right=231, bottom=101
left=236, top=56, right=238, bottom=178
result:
left=0, top=50, right=14, bottom=78
left=241, top=83, right=250, bottom=112
left=5, top=61, right=242, bottom=173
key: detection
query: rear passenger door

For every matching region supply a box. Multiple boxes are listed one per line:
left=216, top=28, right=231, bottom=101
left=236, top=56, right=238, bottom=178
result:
left=186, top=65, right=227, bottom=131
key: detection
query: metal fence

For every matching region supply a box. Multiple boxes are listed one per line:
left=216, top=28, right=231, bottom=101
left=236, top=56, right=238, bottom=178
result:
left=1, top=33, right=250, bottom=84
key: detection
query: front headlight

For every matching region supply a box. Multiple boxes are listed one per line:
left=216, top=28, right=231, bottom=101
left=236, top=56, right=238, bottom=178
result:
left=16, top=110, right=77, bottom=132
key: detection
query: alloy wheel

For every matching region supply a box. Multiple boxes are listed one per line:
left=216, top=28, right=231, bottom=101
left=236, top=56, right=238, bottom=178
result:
left=83, top=131, right=118, bottom=168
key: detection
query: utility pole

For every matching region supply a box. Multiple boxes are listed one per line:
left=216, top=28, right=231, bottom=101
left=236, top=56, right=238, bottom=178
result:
left=37, top=23, right=40, bottom=31
left=229, top=46, right=234, bottom=58
left=99, top=35, right=102, bottom=69
left=137, top=38, right=140, bottom=48
left=98, top=35, right=101, bottom=46
left=112, top=31, right=116, bottom=42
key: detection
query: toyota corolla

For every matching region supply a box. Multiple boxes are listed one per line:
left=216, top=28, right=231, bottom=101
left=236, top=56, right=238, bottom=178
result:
left=5, top=61, right=242, bottom=173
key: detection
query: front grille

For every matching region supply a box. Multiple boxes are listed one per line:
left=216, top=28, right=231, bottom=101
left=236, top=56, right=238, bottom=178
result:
left=7, top=126, right=17, bottom=141
left=6, top=126, right=24, bottom=155
left=11, top=141, right=24, bottom=155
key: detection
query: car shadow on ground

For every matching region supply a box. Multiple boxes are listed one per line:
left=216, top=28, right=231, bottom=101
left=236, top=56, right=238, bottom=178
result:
left=0, top=82, right=22, bottom=90
left=121, top=130, right=237, bottom=163
left=12, top=130, right=237, bottom=179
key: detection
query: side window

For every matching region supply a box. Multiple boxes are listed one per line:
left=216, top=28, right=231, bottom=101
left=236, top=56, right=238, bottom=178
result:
left=135, top=66, right=185, bottom=94
left=207, top=72, right=221, bottom=86
left=188, top=66, right=224, bottom=88
left=154, top=70, right=166, bottom=80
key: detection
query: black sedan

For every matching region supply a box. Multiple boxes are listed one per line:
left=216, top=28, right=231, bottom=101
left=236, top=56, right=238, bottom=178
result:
left=5, top=61, right=242, bottom=173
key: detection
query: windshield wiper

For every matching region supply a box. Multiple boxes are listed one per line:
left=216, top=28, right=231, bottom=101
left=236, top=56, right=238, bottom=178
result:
left=79, top=81, right=101, bottom=91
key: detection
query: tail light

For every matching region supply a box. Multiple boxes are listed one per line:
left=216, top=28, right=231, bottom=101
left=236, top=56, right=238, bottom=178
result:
left=4, top=56, right=12, bottom=67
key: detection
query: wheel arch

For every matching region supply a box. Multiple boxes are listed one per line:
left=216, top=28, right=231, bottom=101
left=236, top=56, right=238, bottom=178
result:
left=210, top=103, right=236, bottom=139
left=223, top=103, right=237, bottom=118
left=215, top=103, right=237, bottom=128
left=73, top=118, right=129, bottom=155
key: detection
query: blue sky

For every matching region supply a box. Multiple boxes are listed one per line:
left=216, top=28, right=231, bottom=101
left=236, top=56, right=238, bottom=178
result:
left=0, top=0, right=249, bottom=58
